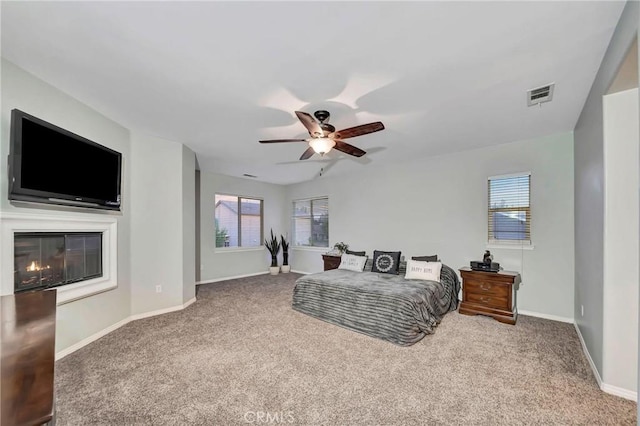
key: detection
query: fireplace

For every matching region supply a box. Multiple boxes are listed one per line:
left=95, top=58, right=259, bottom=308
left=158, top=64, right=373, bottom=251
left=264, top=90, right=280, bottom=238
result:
left=2, top=213, right=117, bottom=304
left=14, top=232, right=103, bottom=293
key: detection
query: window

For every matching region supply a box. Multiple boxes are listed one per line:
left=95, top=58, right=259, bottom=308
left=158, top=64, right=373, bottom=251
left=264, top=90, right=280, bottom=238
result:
left=215, top=194, right=263, bottom=248
left=488, top=173, right=531, bottom=244
left=293, top=197, right=329, bottom=247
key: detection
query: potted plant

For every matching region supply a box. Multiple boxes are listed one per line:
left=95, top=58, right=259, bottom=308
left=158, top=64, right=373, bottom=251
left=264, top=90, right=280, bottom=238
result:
left=280, top=234, right=290, bottom=273
left=265, top=228, right=281, bottom=275
left=333, top=241, right=349, bottom=255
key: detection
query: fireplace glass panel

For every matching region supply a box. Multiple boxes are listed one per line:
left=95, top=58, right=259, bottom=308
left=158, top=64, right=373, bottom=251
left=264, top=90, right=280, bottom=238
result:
left=65, top=234, right=102, bottom=282
left=14, top=233, right=102, bottom=293
left=14, top=235, right=64, bottom=292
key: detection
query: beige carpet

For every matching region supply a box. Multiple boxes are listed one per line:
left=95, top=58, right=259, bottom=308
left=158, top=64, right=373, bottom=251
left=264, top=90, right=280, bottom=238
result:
left=54, top=273, right=636, bottom=425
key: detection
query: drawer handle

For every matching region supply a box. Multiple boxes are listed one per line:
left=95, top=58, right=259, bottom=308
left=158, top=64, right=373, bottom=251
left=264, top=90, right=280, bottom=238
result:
left=480, top=284, right=491, bottom=291
left=480, top=296, right=490, bottom=302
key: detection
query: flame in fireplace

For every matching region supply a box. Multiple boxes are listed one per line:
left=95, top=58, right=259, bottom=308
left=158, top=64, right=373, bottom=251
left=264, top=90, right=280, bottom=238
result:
left=26, top=261, right=50, bottom=272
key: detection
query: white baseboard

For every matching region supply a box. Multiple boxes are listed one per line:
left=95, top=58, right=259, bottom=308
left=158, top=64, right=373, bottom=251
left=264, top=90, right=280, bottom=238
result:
left=55, top=297, right=197, bottom=361
left=291, top=270, right=312, bottom=275
left=196, top=271, right=268, bottom=285
left=601, top=383, right=637, bottom=401
left=519, top=310, right=574, bottom=323
left=573, top=322, right=637, bottom=401
left=130, top=297, right=197, bottom=321
left=574, top=322, right=603, bottom=388
left=55, top=317, right=131, bottom=361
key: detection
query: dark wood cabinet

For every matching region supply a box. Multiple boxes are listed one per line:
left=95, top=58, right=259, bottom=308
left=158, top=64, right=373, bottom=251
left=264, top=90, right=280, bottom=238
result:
left=1, top=289, right=57, bottom=426
left=322, top=254, right=341, bottom=271
left=459, top=267, right=520, bottom=325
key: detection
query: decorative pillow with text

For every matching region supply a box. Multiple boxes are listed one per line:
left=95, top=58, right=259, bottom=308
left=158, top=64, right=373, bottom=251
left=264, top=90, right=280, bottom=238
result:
left=404, top=260, right=442, bottom=282
left=338, top=253, right=368, bottom=272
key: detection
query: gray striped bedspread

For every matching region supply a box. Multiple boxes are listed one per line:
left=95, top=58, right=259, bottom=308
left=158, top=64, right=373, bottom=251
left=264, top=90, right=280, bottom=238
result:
left=292, top=265, right=461, bottom=346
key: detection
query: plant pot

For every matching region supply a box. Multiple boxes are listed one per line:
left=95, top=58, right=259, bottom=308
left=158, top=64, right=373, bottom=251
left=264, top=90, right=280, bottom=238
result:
left=281, top=265, right=291, bottom=273
left=269, top=266, right=280, bottom=275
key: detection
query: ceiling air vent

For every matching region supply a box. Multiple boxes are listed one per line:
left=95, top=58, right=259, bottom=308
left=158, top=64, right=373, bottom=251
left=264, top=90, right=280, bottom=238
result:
left=527, top=83, right=555, bottom=107
left=243, top=173, right=257, bottom=178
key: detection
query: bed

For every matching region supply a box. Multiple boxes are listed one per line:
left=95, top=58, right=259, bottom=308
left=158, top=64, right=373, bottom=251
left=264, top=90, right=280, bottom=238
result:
left=292, top=263, right=460, bottom=346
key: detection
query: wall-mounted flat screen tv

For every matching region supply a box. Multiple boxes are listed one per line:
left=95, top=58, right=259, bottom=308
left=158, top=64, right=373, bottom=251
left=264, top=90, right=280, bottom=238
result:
left=9, top=109, right=122, bottom=211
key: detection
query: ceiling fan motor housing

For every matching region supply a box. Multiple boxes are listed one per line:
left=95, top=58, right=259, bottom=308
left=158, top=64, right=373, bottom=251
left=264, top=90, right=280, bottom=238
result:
left=313, top=110, right=335, bottom=136
left=313, top=110, right=330, bottom=123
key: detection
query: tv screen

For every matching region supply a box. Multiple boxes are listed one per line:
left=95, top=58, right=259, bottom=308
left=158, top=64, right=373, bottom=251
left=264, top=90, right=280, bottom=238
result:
left=9, top=109, right=122, bottom=211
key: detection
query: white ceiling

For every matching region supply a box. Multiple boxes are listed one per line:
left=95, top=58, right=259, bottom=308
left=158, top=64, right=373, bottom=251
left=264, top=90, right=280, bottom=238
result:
left=1, top=1, right=626, bottom=185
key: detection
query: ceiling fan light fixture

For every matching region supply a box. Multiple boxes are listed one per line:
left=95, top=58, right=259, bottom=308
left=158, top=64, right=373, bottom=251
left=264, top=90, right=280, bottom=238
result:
left=309, top=137, right=336, bottom=155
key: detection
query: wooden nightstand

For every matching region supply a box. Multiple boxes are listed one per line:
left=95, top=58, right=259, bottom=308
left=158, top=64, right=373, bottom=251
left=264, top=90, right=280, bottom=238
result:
left=322, top=254, right=341, bottom=271
left=458, top=267, right=521, bottom=325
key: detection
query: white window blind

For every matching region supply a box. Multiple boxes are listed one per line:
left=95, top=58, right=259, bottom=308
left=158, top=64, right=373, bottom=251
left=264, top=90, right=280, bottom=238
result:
left=488, top=173, right=531, bottom=243
left=293, top=197, right=329, bottom=247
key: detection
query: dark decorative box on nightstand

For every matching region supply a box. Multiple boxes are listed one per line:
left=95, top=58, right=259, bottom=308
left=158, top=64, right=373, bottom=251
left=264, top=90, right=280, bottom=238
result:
left=458, top=267, right=521, bottom=325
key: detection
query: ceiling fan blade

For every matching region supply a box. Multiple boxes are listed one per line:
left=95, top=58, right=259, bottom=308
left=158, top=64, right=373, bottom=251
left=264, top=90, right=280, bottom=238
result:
left=295, top=111, right=323, bottom=137
left=259, top=139, right=307, bottom=143
left=330, top=122, right=385, bottom=139
left=299, top=146, right=315, bottom=160
left=333, top=140, right=366, bottom=157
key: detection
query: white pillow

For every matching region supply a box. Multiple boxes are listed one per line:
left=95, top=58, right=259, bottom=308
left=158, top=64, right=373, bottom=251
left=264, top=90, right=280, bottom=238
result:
left=338, top=253, right=368, bottom=272
left=404, top=260, right=442, bottom=282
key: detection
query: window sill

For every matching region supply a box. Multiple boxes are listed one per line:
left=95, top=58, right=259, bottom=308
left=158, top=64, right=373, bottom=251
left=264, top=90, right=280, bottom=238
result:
left=486, top=243, right=535, bottom=250
left=214, top=246, right=264, bottom=253
left=292, top=246, right=329, bottom=253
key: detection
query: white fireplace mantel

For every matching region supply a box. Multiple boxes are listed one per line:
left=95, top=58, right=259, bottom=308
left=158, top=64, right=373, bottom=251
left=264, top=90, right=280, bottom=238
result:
left=1, top=212, right=118, bottom=304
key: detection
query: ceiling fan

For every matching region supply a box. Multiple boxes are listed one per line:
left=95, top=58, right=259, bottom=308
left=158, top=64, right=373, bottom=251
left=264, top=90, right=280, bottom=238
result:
left=259, top=110, right=385, bottom=160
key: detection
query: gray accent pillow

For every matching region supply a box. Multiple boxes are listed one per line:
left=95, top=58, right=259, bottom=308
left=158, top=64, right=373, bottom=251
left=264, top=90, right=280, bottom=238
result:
left=364, top=258, right=373, bottom=272
left=398, top=261, right=407, bottom=275
left=346, top=249, right=366, bottom=256
left=412, top=255, right=439, bottom=262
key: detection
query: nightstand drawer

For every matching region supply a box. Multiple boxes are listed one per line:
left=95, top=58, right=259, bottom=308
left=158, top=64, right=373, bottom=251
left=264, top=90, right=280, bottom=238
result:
left=463, top=279, right=509, bottom=298
left=465, top=292, right=509, bottom=310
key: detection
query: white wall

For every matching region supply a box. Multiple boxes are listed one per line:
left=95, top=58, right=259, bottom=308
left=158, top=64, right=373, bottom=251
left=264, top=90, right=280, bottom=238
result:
left=130, top=132, right=188, bottom=314
left=0, top=59, right=132, bottom=352
left=603, top=88, right=639, bottom=393
left=182, top=144, right=196, bottom=304
left=286, top=132, right=575, bottom=320
left=1, top=60, right=198, bottom=353
left=199, top=172, right=286, bottom=282
left=574, top=0, right=639, bottom=382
